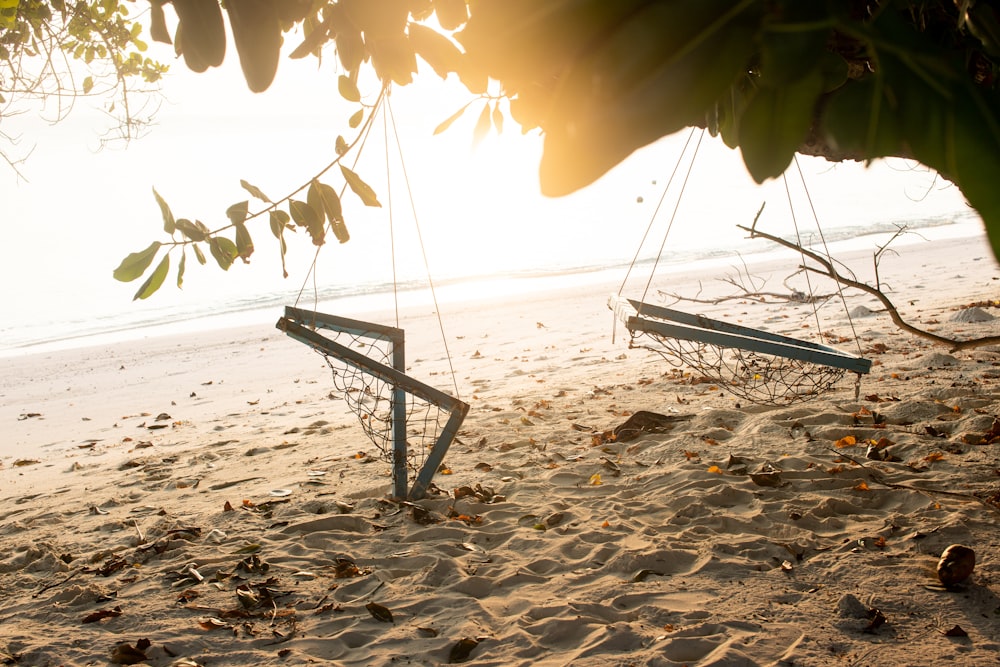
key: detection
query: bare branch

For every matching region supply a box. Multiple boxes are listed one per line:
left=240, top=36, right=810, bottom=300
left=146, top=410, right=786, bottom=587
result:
left=736, top=224, right=1000, bottom=353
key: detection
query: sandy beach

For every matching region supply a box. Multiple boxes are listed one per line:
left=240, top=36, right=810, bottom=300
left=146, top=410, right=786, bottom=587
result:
left=2, top=231, right=1000, bottom=666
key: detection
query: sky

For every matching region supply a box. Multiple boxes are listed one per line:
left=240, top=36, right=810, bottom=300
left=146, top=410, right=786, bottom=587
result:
left=0, top=19, right=976, bottom=350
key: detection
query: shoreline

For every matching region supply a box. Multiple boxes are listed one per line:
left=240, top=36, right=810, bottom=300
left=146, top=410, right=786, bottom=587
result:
left=0, top=212, right=982, bottom=360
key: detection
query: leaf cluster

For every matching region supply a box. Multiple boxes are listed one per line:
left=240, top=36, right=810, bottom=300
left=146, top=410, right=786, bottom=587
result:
left=113, top=149, right=381, bottom=299
left=61, top=1, right=1000, bottom=296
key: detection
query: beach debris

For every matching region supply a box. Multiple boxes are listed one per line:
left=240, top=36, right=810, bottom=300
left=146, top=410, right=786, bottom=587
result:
left=365, top=601, right=393, bottom=623
left=17, top=412, right=42, bottom=420
left=110, top=639, right=150, bottom=665
left=750, top=470, right=783, bottom=487
left=453, top=484, right=503, bottom=503
left=449, top=637, right=480, bottom=663
left=631, top=568, right=664, bottom=582
left=82, top=606, right=123, bottom=624
left=332, top=556, right=368, bottom=578
left=937, top=544, right=976, bottom=587
left=12, top=458, right=40, bottom=467
left=447, top=507, right=483, bottom=525
left=836, top=594, right=888, bottom=633
left=943, top=625, right=969, bottom=638
left=417, top=626, right=440, bottom=637
left=405, top=502, right=443, bottom=525
left=862, top=608, right=888, bottom=633
left=269, top=489, right=293, bottom=497
left=197, top=617, right=229, bottom=631
left=610, top=411, right=693, bottom=443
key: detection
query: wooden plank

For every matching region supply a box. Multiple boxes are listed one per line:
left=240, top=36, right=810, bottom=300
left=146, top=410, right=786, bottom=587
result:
left=609, top=295, right=871, bottom=374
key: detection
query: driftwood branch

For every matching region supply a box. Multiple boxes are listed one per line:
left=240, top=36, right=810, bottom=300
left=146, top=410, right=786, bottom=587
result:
left=736, top=224, right=1000, bottom=353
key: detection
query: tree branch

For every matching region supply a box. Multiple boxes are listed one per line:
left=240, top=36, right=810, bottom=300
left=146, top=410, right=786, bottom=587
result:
left=735, top=224, right=1000, bottom=353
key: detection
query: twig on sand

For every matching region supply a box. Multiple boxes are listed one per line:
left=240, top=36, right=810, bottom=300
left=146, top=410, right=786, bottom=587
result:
left=32, top=568, right=81, bottom=598
left=827, top=447, right=1000, bottom=513
left=738, top=224, right=1000, bottom=353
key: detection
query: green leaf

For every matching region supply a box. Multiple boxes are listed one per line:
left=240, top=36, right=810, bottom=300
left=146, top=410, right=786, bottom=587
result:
left=758, top=8, right=830, bottom=87
left=193, top=243, right=207, bottom=265
left=349, top=108, right=364, bottom=128
left=536, top=0, right=761, bottom=196
left=269, top=209, right=291, bottom=238
left=82, top=75, right=93, bottom=94
left=153, top=187, right=175, bottom=234
left=226, top=200, right=249, bottom=226
left=240, top=179, right=272, bottom=203
left=340, top=166, right=382, bottom=207
left=289, top=199, right=326, bottom=246
left=309, top=179, right=349, bottom=243
left=408, top=22, right=463, bottom=78
left=333, top=10, right=364, bottom=73
left=336, top=135, right=349, bottom=156
left=738, top=68, right=825, bottom=182
left=433, top=103, right=470, bottom=135
left=209, top=236, right=238, bottom=270
left=338, top=74, right=361, bottom=102
left=235, top=222, right=254, bottom=261
left=472, top=102, right=491, bottom=147
left=434, top=0, right=468, bottom=30
left=269, top=210, right=289, bottom=278
left=177, top=250, right=186, bottom=289
left=175, top=218, right=209, bottom=242
left=133, top=253, right=169, bottom=300
left=113, top=242, right=161, bottom=282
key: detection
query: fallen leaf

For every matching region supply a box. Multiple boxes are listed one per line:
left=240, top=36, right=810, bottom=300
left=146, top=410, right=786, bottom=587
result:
left=82, top=606, right=123, bottom=624
left=589, top=473, right=602, bottom=486
left=449, top=637, right=480, bottom=663
left=110, top=642, right=147, bottom=665
left=365, top=601, right=393, bottom=623
left=834, top=436, right=858, bottom=448
left=707, top=465, right=723, bottom=474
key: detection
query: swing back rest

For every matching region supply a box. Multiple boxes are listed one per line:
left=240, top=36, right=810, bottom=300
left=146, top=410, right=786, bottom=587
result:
left=609, top=295, right=872, bottom=375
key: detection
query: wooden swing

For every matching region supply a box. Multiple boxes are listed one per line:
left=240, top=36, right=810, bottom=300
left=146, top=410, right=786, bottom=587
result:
left=276, top=92, right=468, bottom=500
left=611, top=129, right=871, bottom=404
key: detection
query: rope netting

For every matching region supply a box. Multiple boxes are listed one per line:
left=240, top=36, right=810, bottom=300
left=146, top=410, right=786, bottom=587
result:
left=315, top=330, right=450, bottom=473
left=628, top=328, right=850, bottom=405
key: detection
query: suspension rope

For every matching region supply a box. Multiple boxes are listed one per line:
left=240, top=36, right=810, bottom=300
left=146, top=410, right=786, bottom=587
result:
left=617, top=126, right=700, bottom=299
left=781, top=170, right=826, bottom=337
left=791, top=154, right=865, bottom=358
left=293, top=86, right=386, bottom=312
left=384, top=96, right=462, bottom=401
left=639, top=128, right=705, bottom=310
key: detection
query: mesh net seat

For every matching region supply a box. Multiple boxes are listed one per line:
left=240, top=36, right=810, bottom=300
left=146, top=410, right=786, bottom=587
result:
left=610, top=296, right=871, bottom=404
left=277, top=306, right=468, bottom=500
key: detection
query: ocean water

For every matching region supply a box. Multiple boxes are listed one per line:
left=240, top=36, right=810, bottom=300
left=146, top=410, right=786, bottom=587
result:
left=0, top=204, right=980, bottom=359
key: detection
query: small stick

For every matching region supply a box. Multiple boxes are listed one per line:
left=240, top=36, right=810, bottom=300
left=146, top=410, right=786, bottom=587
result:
left=33, top=568, right=81, bottom=598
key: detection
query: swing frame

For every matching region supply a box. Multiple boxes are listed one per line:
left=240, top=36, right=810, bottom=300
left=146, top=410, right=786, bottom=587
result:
left=609, top=295, right=871, bottom=375
left=277, top=306, right=469, bottom=500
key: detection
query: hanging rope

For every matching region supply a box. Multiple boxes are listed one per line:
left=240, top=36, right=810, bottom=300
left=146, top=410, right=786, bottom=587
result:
left=612, top=134, right=870, bottom=404
left=280, top=87, right=466, bottom=480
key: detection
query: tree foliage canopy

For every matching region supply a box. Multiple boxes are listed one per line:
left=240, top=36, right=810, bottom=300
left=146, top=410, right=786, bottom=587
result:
left=3, top=1, right=1000, bottom=297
